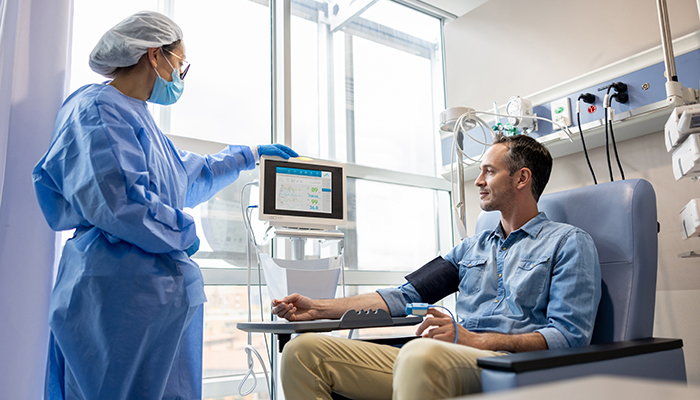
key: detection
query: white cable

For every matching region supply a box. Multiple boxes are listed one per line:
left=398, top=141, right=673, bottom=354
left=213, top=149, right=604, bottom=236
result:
left=459, top=113, right=494, bottom=147
left=449, top=109, right=494, bottom=238
left=238, top=345, right=271, bottom=397
left=238, top=180, right=272, bottom=399
left=446, top=107, right=573, bottom=239
left=338, top=246, right=346, bottom=299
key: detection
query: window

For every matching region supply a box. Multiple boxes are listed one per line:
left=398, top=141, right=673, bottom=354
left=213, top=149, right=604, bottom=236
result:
left=289, top=0, right=445, bottom=177
left=167, top=0, right=271, bottom=146
left=67, top=1, right=451, bottom=398
left=69, top=0, right=159, bottom=93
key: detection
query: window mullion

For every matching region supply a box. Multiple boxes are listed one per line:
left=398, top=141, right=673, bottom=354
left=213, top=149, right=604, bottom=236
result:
left=272, top=0, right=293, bottom=147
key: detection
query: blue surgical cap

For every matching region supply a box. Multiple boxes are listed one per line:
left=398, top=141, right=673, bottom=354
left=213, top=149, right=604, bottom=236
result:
left=89, top=11, right=183, bottom=78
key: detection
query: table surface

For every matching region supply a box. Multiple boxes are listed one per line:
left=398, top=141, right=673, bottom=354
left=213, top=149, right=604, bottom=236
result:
left=237, top=315, right=422, bottom=334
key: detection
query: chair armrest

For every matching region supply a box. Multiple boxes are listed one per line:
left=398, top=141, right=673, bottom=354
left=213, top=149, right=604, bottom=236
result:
left=477, top=337, right=683, bottom=373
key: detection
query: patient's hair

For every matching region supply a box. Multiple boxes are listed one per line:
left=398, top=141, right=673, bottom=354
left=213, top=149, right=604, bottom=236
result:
left=492, top=134, right=552, bottom=201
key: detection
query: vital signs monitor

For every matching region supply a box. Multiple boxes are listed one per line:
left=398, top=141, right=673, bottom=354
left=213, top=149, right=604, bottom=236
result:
left=259, top=156, right=347, bottom=229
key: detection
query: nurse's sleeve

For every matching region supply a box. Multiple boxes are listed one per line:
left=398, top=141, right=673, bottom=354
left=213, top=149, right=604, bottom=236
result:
left=39, top=111, right=196, bottom=254
left=174, top=144, right=257, bottom=208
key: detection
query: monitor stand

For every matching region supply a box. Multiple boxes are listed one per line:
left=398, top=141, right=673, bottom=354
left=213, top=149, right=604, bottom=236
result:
left=263, top=226, right=345, bottom=260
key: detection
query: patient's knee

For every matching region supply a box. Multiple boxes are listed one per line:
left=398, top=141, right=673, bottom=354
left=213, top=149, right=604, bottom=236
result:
left=280, top=333, right=323, bottom=375
left=394, top=338, right=448, bottom=374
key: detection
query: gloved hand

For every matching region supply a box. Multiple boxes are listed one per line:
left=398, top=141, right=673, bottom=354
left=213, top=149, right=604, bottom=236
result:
left=258, top=144, right=299, bottom=159
left=185, top=236, right=200, bottom=257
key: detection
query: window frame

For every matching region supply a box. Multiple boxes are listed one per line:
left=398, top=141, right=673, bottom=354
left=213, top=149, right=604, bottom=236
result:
left=87, top=0, right=454, bottom=397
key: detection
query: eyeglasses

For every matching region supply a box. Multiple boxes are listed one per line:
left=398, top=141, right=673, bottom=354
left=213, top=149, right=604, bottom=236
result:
left=162, top=48, right=191, bottom=80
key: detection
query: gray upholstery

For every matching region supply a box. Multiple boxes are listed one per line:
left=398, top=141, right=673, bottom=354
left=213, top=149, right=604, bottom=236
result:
left=474, top=179, right=658, bottom=344
left=475, top=179, right=686, bottom=391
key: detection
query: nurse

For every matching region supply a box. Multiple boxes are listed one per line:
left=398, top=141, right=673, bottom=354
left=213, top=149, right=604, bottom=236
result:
left=32, top=11, right=296, bottom=400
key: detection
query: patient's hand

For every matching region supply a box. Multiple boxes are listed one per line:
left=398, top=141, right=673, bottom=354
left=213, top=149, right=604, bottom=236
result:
left=271, top=293, right=320, bottom=321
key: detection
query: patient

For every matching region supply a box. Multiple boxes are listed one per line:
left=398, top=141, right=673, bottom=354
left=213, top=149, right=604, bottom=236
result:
left=272, top=134, right=602, bottom=400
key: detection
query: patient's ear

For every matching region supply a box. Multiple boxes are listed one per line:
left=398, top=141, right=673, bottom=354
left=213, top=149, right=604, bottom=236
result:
left=514, top=167, right=532, bottom=191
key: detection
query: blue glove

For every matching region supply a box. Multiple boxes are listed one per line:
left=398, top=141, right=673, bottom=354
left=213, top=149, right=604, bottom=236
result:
left=185, top=236, right=200, bottom=257
left=258, top=144, right=299, bottom=159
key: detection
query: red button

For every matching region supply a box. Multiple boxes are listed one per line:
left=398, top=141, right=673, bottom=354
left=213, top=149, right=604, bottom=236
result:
left=588, top=105, right=597, bottom=113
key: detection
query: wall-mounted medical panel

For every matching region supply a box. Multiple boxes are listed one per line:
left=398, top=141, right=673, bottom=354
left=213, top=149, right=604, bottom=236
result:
left=531, top=48, right=700, bottom=139
left=440, top=43, right=700, bottom=178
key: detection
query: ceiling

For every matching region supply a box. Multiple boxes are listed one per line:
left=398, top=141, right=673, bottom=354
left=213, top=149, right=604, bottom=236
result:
left=420, top=0, right=490, bottom=18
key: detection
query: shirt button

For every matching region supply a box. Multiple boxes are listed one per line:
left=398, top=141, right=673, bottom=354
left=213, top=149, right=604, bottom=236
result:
left=502, top=247, right=507, bottom=251
left=494, top=299, right=498, bottom=303
left=498, top=273, right=502, bottom=278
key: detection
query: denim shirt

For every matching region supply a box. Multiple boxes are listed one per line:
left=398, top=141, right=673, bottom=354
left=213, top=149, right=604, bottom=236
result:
left=377, top=212, right=601, bottom=349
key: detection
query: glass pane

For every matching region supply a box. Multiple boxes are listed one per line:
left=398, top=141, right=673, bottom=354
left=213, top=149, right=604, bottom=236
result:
left=291, top=15, right=321, bottom=158
left=204, top=392, right=269, bottom=400
left=71, top=1, right=272, bottom=147
left=359, top=0, right=441, bottom=41
left=168, top=0, right=271, bottom=146
left=195, top=168, right=268, bottom=268
left=290, top=0, right=444, bottom=176
left=352, top=36, right=436, bottom=174
left=70, top=0, right=159, bottom=92
left=341, top=178, right=452, bottom=272
left=203, top=286, right=272, bottom=379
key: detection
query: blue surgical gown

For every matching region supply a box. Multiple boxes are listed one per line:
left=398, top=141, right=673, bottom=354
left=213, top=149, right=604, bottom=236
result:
left=32, top=83, right=256, bottom=399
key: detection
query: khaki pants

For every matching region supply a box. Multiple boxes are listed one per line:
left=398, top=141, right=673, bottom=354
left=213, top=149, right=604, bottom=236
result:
left=280, top=333, right=505, bottom=400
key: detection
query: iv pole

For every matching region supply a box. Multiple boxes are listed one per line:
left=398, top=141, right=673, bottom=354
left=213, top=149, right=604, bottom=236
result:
left=655, top=0, right=698, bottom=106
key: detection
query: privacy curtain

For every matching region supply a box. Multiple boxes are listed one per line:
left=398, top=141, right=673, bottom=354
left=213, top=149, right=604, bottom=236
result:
left=0, top=0, right=72, bottom=398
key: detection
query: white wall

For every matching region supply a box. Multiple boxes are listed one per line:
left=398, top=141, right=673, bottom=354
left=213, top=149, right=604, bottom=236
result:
left=443, top=0, right=700, bottom=385
left=444, top=0, right=700, bottom=111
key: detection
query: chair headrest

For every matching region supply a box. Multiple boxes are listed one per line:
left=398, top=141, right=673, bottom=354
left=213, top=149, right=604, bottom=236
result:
left=474, top=179, right=657, bottom=264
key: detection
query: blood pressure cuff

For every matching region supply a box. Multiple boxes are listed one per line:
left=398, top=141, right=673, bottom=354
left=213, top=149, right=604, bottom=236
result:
left=404, top=256, right=459, bottom=304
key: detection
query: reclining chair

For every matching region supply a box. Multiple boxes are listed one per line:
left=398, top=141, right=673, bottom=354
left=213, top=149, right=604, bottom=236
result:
left=475, top=178, right=686, bottom=391
left=326, top=179, right=685, bottom=399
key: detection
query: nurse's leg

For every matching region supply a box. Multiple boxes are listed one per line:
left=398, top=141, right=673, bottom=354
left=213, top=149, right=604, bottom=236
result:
left=49, top=238, right=197, bottom=400
left=281, top=333, right=399, bottom=400
left=45, top=332, right=67, bottom=400
left=162, top=304, right=203, bottom=400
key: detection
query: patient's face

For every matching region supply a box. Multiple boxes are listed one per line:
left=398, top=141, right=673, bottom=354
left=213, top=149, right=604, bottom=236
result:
left=475, top=144, right=516, bottom=212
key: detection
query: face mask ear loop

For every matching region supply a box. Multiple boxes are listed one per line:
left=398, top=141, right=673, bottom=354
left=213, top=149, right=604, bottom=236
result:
left=160, top=48, right=178, bottom=79
left=152, top=65, right=163, bottom=80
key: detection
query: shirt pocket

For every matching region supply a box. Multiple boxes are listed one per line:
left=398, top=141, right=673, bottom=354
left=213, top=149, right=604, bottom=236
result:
left=458, top=258, right=488, bottom=295
left=512, top=255, right=551, bottom=297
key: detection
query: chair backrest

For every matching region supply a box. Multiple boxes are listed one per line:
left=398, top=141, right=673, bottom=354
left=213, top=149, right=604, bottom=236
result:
left=474, top=179, right=658, bottom=344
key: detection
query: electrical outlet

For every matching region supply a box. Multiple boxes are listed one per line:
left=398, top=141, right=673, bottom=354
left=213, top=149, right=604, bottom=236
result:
left=550, top=97, right=572, bottom=128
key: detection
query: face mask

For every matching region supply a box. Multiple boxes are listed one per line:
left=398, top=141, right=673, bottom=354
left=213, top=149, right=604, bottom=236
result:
left=148, top=52, right=184, bottom=105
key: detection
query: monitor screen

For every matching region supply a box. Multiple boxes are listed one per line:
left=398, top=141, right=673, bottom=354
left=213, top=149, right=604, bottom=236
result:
left=259, top=156, right=346, bottom=229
